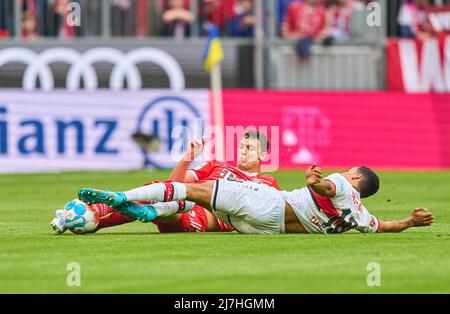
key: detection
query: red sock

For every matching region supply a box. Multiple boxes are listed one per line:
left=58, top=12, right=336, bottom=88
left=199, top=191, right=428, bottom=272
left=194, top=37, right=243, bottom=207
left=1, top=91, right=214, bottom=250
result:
left=93, top=203, right=114, bottom=217
left=93, top=204, right=136, bottom=231
left=96, top=212, right=136, bottom=230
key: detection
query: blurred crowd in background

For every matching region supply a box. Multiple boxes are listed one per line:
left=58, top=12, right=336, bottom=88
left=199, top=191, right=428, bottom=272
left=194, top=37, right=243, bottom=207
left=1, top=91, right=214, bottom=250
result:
left=0, top=0, right=447, bottom=42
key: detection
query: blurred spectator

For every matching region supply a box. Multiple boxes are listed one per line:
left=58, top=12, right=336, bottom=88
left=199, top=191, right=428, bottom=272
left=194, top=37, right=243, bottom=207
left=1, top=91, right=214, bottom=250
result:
left=21, top=0, right=40, bottom=39
left=398, top=0, right=432, bottom=39
left=229, top=0, right=255, bottom=37
left=76, top=0, right=102, bottom=37
left=149, top=0, right=165, bottom=36
left=0, top=29, right=8, bottom=38
left=199, top=0, right=236, bottom=35
left=324, top=0, right=364, bottom=44
left=136, top=0, right=150, bottom=36
left=278, top=0, right=296, bottom=30
left=22, top=11, right=39, bottom=39
left=35, top=0, right=49, bottom=36
left=0, top=0, right=14, bottom=38
left=53, top=0, right=74, bottom=39
left=162, top=0, right=193, bottom=39
left=281, top=0, right=328, bottom=61
left=111, top=0, right=133, bottom=36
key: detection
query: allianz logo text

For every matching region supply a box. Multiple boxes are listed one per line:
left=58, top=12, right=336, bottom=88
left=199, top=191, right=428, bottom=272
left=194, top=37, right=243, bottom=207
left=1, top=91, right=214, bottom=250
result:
left=0, top=107, right=118, bottom=156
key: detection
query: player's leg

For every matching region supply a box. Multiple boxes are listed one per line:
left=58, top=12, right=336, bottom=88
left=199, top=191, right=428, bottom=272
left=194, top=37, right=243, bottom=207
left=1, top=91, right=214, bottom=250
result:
left=140, top=179, right=282, bottom=234
left=79, top=181, right=189, bottom=207
left=95, top=203, right=136, bottom=230
left=153, top=205, right=234, bottom=233
left=112, top=200, right=196, bottom=222
left=208, top=180, right=286, bottom=234
left=78, top=180, right=284, bottom=234
left=96, top=211, right=135, bottom=230
left=78, top=181, right=213, bottom=209
left=206, top=209, right=235, bottom=232
left=126, top=182, right=214, bottom=225
left=154, top=205, right=211, bottom=233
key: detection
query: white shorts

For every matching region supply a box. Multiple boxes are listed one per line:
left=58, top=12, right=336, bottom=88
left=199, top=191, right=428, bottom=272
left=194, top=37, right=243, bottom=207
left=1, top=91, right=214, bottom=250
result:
left=210, top=179, right=286, bottom=234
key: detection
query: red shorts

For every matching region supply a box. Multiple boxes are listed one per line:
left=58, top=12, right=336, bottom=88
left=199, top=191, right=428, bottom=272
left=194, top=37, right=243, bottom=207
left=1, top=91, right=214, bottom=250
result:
left=153, top=205, right=234, bottom=233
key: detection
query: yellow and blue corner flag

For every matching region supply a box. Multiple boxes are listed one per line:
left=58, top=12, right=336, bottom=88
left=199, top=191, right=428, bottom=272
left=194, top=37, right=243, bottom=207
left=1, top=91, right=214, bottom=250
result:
left=203, top=25, right=224, bottom=72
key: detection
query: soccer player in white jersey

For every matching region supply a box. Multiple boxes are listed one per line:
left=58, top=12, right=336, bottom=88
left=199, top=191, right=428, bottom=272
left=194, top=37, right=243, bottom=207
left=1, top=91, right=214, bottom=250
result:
left=78, top=164, right=434, bottom=234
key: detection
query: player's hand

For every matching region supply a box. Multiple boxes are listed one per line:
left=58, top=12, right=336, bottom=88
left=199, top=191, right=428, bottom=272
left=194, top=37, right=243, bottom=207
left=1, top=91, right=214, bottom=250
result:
left=411, top=207, right=434, bottom=227
left=184, top=138, right=205, bottom=161
left=306, top=163, right=322, bottom=186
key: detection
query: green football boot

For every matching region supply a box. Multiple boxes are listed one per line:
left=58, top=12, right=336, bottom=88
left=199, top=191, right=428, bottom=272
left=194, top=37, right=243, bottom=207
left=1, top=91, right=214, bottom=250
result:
left=78, top=188, right=127, bottom=207
left=115, top=202, right=158, bottom=223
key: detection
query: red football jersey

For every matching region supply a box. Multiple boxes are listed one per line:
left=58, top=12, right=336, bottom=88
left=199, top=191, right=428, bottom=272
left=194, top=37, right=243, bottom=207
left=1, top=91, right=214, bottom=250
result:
left=189, top=160, right=280, bottom=190
left=282, top=1, right=327, bottom=39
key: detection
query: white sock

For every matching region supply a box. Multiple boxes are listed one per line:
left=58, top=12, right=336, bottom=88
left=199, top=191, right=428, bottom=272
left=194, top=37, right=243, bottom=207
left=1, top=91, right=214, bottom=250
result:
left=123, top=182, right=186, bottom=202
left=177, top=201, right=196, bottom=214
left=153, top=201, right=196, bottom=217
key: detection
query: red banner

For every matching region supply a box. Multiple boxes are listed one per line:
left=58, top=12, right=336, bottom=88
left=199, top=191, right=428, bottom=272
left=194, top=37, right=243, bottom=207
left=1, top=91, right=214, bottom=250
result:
left=222, top=90, right=450, bottom=170
left=387, top=36, right=450, bottom=93
left=427, top=5, right=450, bottom=34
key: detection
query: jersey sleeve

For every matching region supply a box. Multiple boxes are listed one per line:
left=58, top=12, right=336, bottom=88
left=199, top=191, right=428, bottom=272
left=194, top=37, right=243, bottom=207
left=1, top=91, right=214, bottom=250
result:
left=189, top=160, right=215, bottom=182
left=325, top=173, right=350, bottom=198
left=267, top=177, right=281, bottom=190
left=355, top=205, right=381, bottom=233
left=258, top=175, right=281, bottom=190
left=270, top=179, right=281, bottom=190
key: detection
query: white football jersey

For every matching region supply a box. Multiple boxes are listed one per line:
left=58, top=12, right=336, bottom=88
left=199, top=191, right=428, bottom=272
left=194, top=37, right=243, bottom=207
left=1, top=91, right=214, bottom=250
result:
left=281, top=173, right=380, bottom=234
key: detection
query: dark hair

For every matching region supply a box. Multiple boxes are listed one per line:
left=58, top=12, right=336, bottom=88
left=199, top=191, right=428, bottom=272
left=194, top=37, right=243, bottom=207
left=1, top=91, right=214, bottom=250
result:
left=243, top=130, right=269, bottom=153
left=357, top=166, right=380, bottom=198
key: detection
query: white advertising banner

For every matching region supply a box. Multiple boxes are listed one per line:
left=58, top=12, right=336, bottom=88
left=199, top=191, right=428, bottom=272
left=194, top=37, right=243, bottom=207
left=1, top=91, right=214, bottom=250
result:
left=0, top=90, right=210, bottom=173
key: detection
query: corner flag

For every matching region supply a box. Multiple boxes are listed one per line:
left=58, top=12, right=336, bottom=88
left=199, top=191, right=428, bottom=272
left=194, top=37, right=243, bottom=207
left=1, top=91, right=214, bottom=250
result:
left=203, top=25, right=224, bottom=72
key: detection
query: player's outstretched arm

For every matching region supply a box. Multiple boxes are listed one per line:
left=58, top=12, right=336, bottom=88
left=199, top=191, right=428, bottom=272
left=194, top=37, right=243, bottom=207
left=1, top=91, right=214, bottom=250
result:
left=377, top=208, right=434, bottom=233
left=306, top=163, right=336, bottom=198
left=168, top=139, right=205, bottom=182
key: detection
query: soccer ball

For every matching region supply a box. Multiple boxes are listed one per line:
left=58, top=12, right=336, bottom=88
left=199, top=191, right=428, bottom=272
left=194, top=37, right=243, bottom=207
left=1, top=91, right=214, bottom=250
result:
left=64, top=199, right=100, bottom=234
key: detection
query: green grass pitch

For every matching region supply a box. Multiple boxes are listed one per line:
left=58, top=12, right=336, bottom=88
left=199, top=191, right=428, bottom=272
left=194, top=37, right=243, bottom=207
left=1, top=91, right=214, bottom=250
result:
left=0, top=170, right=449, bottom=293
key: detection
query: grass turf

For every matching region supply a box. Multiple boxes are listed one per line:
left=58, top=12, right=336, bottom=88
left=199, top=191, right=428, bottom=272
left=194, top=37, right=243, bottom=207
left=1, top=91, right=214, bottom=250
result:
left=0, top=170, right=449, bottom=293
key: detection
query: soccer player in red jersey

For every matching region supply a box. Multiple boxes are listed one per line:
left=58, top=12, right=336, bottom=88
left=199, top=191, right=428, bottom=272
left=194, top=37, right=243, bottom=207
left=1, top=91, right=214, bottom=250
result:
left=51, top=131, right=280, bottom=234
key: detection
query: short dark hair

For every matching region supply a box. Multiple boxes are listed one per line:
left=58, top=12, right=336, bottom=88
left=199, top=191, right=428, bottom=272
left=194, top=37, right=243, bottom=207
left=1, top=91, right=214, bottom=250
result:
left=243, top=130, right=269, bottom=153
left=357, top=166, right=380, bottom=198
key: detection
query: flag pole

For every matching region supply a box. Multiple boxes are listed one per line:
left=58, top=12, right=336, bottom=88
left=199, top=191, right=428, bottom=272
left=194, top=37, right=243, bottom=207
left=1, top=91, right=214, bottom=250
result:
left=203, top=25, right=225, bottom=161
left=211, top=61, right=224, bottom=161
